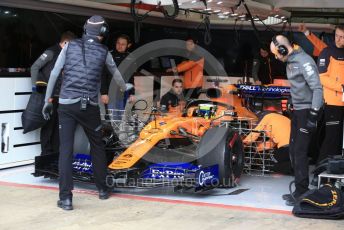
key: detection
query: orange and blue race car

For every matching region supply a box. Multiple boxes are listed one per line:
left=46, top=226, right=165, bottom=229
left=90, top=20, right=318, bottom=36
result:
left=33, top=82, right=290, bottom=192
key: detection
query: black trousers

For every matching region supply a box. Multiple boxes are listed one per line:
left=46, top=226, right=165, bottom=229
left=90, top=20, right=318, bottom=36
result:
left=272, top=146, right=293, bottom=175
left=318, top=105, right=344, bottom=162
left=289, top=109, right=312, bottom=196
left=40, top=98, right=59, bottom=155
left=183, top=87, right=201, bottom=99
left=58, top=103, right=107, bottom=200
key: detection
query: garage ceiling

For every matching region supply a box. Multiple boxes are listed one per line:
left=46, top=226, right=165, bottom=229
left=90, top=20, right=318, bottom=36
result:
left=90, top=0, right=344, bottom=24
left=1, top=0, right=343, bottom=31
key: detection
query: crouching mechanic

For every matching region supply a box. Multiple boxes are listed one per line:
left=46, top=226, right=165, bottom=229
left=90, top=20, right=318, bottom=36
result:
left=270, top=35, right=323, bottom=206
left=243, top=112, right=292, bottom=175
left=42, top=15, right=133, bottom=211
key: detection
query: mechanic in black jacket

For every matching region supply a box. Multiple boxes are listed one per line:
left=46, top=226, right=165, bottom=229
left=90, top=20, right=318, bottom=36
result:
left=160, top=78, right=184, bottom=112
left=42, top=16, right=132, bottom=211
left=30, top=31, right=76, bottom=155
left=252, top=43, right=286, bottom=85
left=100, top=34, right=135, bottom=108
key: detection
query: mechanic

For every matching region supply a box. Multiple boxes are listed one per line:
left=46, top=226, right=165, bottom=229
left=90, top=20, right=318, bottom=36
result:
left=166, top=38, right=204, bottom=99
left=100, top=34, right=135, bottom=108
left=300, top=24, right=344, bottom=162
left=270, top=35, right=323, bottom=206
left=160, top=78, right=185, bottom=112
left=30, top=31, right=76, bottom=156
left=243, top=111, right=292, bottom=175
left=251, top=43, right=286, bottom=85
left=42, top=15, right=132, bottom=211
left=317, top=26, right=344, bottom=162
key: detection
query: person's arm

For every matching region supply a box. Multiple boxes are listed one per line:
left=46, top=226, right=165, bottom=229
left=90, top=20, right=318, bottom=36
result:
left=44, top=44, right=67, bottom=102
left=252, top=58, right=260, bottom=82
left=128, top=76, right=135, bottom=96
left=105, top=52, right=126, bottom=92
left=301, top=57, right=324, bottom=109
left=30, top=50, right=54, bottom=85
left=100, top=67, right=111, bottom=95
left=298, top=23, right=327, bottom=57
left=306, top=32, right=327, bottom=57
left=243, top=117, right=269, bottom=144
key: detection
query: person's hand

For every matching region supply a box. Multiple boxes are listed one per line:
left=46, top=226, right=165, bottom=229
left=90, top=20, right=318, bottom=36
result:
left=298, top=23, right=310, bottom=35
left=128, top=95, right=136, bottom=103
left=166, top=67, right=177, bottom=73
left=305, top=108, right=320, bottom=133
left=255, top=80, right=262, bottom=85
left=125, top=83, right=134, bottom=91
left=101, top=95, right=109, bottom=104
left=42, top=102, right=53, bottom=120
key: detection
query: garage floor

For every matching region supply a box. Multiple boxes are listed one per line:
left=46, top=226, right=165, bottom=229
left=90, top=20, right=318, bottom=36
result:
left=0, top=165, right=343, bottom=229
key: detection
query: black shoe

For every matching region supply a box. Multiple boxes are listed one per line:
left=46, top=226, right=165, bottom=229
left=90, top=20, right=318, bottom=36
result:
left=57, top=198, right=73, bottom=211
left=99, top=189, right=111, bottom=200
left=282, top=193, right=292, bottom=201
left=285, top=195, right=300, bottom=206
left=310, top=177, right=318, bottom=187
left=282, top=191, right=297, bottom=200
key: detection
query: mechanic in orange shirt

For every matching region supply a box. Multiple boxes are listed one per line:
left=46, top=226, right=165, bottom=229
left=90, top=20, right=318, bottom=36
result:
left=243, top=112, right=292, bottom=175
left=167, top=38, right=204, bottom=99
left=300, top=24, right=344, bottom=162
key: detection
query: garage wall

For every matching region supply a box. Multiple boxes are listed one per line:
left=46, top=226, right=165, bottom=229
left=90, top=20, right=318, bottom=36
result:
left=0, top=75, right=40, bottom=169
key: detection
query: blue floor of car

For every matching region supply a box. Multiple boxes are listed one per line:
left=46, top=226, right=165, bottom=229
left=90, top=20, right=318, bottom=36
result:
left=0, top=165, right=299, bottom=211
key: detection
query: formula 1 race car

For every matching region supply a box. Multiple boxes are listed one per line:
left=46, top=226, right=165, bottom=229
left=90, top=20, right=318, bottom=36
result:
left=33, top=82, right=290, bottom=192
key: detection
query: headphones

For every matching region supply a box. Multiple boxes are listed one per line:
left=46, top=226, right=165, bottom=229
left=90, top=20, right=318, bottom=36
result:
left=272, top=35, right=288, bottom=56
left=83, top=19, right=109, bottom=37
left=99, top=22, right=109, bottom=37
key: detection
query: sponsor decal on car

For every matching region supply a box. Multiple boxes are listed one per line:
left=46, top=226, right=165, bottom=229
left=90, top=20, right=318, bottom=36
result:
left=72, top=153, right=93, bottom=174
left=195, top=165, right=219, bottom=190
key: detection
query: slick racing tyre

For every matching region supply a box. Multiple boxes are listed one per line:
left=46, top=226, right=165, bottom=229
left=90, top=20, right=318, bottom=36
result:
left=196, top=127, right=244, bottom=187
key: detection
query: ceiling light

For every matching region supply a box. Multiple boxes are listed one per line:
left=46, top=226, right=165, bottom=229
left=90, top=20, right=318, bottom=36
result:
left=207, top=0, right=212, bottom=2
left=274, top=14, right=279, bottom=18
left=214, top=10, right=221, bottom=13
left=204, top=8, right=212, bottom=11
left=259, top=16, right=283, bottom=25
left=218, top=15, right=228, bottom=19
left=280, top=16, right=285, bottom=19
left=217, top=1, right=223, bottom=4
left=230, top=13, right=238, bottom=16
left=223, top=11, right=229, bottom=15
left=13, top=14, right=17, bottom=17
left=4, top=11, right=10, bottom=14
left=254, top=17, right=259, bottom=21
left=238, top=14, right=246, bottom=18
left=191, top=0, right=196, bottom=3
left=283, top=19, right=288, bottom=23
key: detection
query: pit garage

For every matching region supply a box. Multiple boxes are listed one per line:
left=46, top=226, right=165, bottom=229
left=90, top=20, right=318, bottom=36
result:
left=1, top=0, right=344, bottom=229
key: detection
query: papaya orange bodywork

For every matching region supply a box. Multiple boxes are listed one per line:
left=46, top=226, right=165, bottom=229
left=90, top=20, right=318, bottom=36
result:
left=108, top=85, right=258, bottom=170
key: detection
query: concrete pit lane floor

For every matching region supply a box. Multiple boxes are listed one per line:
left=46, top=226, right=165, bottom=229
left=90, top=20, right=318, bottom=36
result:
left=0, top=165, right=343, bottom=230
